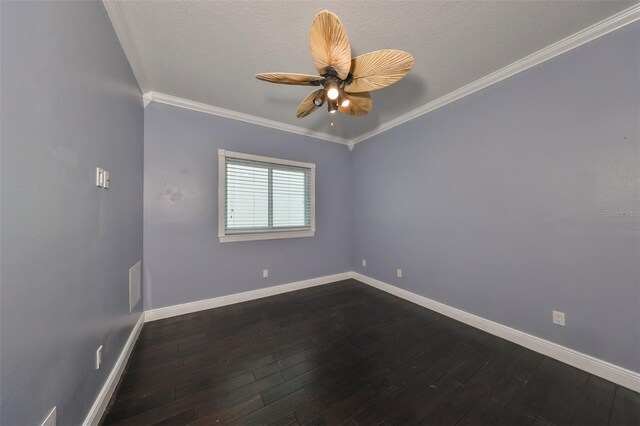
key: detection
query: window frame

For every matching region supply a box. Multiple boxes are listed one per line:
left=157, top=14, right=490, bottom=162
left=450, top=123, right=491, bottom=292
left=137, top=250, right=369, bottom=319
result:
left=218, top=149, right=316, bottom=243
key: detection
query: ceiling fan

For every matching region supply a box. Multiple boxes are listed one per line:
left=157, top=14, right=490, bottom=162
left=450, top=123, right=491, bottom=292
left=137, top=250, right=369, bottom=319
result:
left=255, top=10, right=414, bottom=118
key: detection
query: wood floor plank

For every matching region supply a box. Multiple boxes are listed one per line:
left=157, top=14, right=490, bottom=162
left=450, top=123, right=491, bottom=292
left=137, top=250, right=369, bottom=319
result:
left=151, top=408, right=196, bottom=426
left=173, top=370, right=255, bottom=400
left=501, top=357, right=564, bottom=423
left=235, top=388, right=309, bottom=424
left=312, top=380, right=385, bottom=425
left=103, top=386, right=174, bottom=424
left=383, top=376, right=462, bottom=425
left=189, top=394, right=264, bottom=425
left=446, top=343, right=492, bottom=384
left=418, top=342, right=525, bottom=425
left=609, top=385, right=640, bottom=426
left=349, top=372, right=418, bottom=425
left=254, top=347, right=324, bottom=380
left=100, top=280, right=639, bottom=425
left=457, top=372, right=526, bottom=425
left=111, top=373, right=284, bottom=425
left=295, top=378, right=367, bottom=424
left=536, top=365, right=589, bottom=425
left=195, top=373, right=286, bottom=419
left=570, top=375, right=616, bottom=425
left=260, top=364, right=335, bottom=405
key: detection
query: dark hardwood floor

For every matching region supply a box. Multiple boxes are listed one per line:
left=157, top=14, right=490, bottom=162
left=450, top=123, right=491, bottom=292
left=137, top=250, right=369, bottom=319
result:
left=102, top=280, right=640, bottom=425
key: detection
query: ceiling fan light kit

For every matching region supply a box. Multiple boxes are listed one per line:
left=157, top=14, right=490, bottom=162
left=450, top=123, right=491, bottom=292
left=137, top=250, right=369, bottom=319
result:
left=312, top=95, right=324, bottom=107
left=326, top=81, right=340, bottom=100
left=256, top=10, right=414, bottom=119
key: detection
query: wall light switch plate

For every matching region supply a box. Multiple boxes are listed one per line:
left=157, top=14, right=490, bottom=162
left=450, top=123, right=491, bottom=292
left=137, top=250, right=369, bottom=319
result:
left=96, top=167, right=110, bottom=189
left=96, top=167, right=104, bottom=187
left=262, top=269, right=269, bottom=278
left=41, top=407, right=56, bottom=426
left=396, top=269, right=403, bottom=278
left=362, top=259, right=366, bottom=267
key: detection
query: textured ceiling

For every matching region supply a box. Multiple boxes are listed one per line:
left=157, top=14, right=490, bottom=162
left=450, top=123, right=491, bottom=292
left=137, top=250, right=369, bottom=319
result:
left=111, top=0, right=635, bottom=140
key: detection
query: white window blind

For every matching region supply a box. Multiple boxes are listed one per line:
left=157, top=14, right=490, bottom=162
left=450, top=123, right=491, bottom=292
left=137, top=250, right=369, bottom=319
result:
left=218, top=150, right=315, bottom=242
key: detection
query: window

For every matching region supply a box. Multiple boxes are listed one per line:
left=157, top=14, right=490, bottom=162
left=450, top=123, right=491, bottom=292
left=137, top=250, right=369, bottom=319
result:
left=218, top=150, right=315, bottom=242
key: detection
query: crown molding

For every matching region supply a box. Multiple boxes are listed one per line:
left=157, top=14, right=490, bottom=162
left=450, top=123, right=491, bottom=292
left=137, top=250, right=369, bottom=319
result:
left=108, top=1, right=638, bottom=147
left=142, top=92, right=153, bottom=107
left=102, top=0, right=150, bottom=93
left=350, top=3, right=640, bottom=145
left=144, top=92, right=350, bottom=146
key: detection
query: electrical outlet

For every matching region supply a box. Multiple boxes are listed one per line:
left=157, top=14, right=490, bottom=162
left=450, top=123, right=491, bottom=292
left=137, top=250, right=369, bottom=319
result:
left=262, top=269, right=269, bottom=278
left=396, top=269, right=403, bottom=278
left=553, top=311, right=565, bottom=326
left=362, top=259, right=366, bottom=267
left=41, top=407, right=56, bottom=426
left=96, top=345, right=103, bottom=370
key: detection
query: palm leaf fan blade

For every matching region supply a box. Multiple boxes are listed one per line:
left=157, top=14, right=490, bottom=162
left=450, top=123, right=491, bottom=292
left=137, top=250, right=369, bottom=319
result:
left=339, top=92, right=372, bottom=116
left=347, top=50, right=414, bottom=93
left=297, top=89, right=324, bottom=118
left=309, top=10, right=351, bottom=79
left=255, top=73, right=324, bottom=86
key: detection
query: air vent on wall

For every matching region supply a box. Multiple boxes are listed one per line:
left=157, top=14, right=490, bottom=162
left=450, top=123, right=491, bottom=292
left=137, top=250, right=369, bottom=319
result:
left=129, top=261, right=141, bottom=313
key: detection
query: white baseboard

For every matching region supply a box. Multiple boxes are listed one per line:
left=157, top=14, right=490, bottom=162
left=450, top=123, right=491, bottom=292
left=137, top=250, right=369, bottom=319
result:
left=82, top=269, right=638, bottom=426
left=144, top=272, right=352, bottom=322
left=351, top=272, right=640, bottom=392
left=83, top=313, right=145, bottom=426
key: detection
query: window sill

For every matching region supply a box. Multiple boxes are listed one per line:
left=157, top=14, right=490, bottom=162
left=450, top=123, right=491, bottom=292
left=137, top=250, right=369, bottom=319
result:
left=219, top=230, right=315, bottom=243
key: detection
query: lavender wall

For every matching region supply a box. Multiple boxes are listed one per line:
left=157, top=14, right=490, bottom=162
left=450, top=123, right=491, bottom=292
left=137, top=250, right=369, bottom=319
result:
left=143, top=103, right=352, bottom=310
left=351, top=23, right=640, bottom=372
left=0, top=1, right=144, bottom=424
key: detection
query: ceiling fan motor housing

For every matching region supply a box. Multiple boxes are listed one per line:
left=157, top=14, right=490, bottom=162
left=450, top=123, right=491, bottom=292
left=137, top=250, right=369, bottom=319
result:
left=321, top=67, right=353, bottom=88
